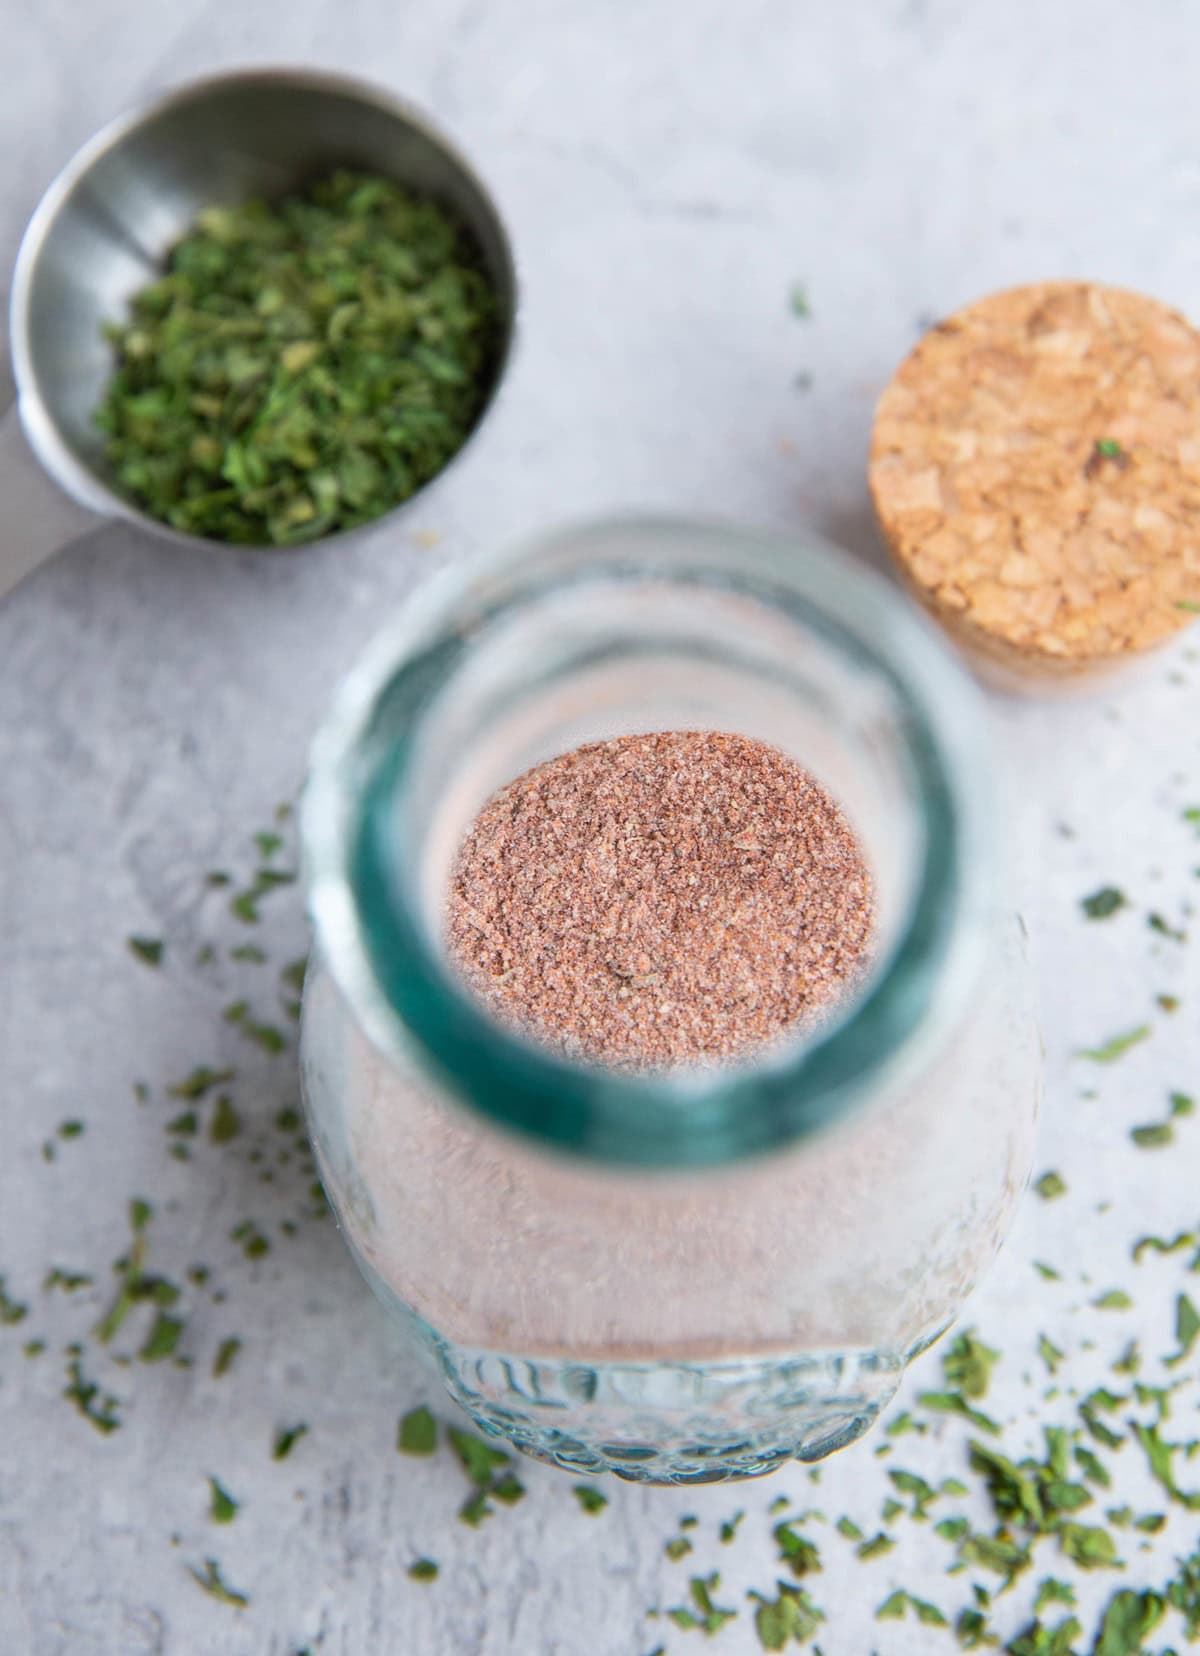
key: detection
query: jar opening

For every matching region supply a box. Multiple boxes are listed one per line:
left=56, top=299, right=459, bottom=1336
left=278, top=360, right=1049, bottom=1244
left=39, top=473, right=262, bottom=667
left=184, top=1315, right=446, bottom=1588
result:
left=304, top=517, right=993, bottom=1167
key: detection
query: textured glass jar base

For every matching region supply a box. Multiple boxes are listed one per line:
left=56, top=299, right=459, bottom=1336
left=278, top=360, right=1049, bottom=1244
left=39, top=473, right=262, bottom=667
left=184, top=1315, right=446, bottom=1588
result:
left=358, top=1251, right=934, bottom=1484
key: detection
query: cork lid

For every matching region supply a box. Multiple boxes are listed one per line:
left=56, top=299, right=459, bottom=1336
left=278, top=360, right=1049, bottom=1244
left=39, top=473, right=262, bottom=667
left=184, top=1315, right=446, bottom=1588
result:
left=868, top=281, right=1200, bottom=675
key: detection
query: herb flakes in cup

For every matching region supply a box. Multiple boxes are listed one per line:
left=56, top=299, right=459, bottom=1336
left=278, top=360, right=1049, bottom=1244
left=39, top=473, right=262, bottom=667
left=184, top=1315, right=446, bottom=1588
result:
left=94, top=172, right=501, bottom=545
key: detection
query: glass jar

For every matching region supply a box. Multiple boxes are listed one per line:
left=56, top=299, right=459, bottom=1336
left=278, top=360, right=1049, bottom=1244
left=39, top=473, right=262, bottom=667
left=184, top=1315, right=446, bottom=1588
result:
left=299, top=517, right=1040, bottom=1485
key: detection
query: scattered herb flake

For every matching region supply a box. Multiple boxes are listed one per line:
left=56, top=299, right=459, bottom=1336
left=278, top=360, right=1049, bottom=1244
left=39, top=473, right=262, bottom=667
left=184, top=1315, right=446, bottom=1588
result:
left=749, top=1581, right=824, bottom=1649
left=398, top=1405, right=437, bottom=1456
left=169, top=1067, right=234, bottom=1100
left=64, top=1353, right=121, bottom=1433
left=272, top=1423, right=308, bottom=1461
left=128, top=936, right=164, bottom=967
left=208, top=1477, right=238, bottom=1523
left=213, top=1337, right=241, bottom=1379
left=573, top=1484, right=608, bottom=1515
left=1034, top=1171, right=1067, bottom=1200
left=408, top=1558, right=439, bottom=1583
left=1130, top=1122, right=1173, bottom=1147
left=188, top=1557, right=249, bottom=1609
left=773, top=1521, right=821, bottom=1577
left=943, top=1329, right=1001, bottom=1398
left=139, top=1313, right=184, bottom=1362
left=43, top=1266, right=93, bottom=1292
left=1081, top=887, right=1126, bottom=920
left=1076, top=1026, right=1151, bottom=1063
left=1038, top=1334, right=1065, bottom=1375
left=209, top=1096, right=240, bottom=1144
left=447, top=1426, right=510, bottom=1488
left=1166, top=1292, right=1200, bottom=1367
left=918, top=1391, right=1002, bottom=1434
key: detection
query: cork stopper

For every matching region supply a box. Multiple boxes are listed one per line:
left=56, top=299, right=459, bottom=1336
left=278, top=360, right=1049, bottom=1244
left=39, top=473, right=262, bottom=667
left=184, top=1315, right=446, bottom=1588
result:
left=868, top=281, right=1200, bottom=681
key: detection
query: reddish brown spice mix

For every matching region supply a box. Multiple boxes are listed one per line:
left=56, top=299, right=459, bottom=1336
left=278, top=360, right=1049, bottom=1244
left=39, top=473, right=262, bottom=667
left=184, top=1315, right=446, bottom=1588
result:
left=445, top=730, right=874, bottom=1070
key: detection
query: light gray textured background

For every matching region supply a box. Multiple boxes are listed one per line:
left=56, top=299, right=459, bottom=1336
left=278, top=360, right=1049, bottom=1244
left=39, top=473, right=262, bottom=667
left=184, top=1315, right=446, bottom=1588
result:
left=2, top=3, right=1199, bottom=1653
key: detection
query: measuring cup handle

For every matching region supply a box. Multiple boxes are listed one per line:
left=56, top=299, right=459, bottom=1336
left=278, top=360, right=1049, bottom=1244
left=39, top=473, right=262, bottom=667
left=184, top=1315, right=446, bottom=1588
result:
left=0, top=402, right=100, bottom=604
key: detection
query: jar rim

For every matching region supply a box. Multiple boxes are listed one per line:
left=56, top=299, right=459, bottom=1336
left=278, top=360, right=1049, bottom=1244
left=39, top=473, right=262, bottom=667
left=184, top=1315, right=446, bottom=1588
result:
left=303, top=515, right=995, bottom=1168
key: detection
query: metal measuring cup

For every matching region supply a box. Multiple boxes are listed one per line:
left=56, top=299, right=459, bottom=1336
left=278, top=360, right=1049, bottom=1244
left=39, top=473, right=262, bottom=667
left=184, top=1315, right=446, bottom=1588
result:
left=0, top=68, right=517, bottom=603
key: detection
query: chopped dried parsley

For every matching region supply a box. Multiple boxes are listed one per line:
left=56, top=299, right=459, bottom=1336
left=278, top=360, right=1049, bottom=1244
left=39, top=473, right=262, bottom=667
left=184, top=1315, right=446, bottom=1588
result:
left=1080, top=886, right=1127, bottom=919
left=127, top=936, right=164, bottom=967
left=448, top=1425, right=509, bottom=1486
left=64, top=1352, right=121, bottom=1433
left=208, top=1476, right=238, bottom=1523
left=917, top=1390, right=1001, bottom=1434
left=788, top=283, right=811, bottom=319
left=1038, top=1334, right=1065, bottom=1375
left=229, top=943, right=267, bottom=964
left=1147, top=910, right=1187, bottom=941
left=1132, top=1228, right=1196, bottom=1263
left=230, top=1220, right=270, bottom=1260
left=58, top=1120, right=84, bottom=1139
left=668, top=1572, right=737, bottom=1635
left=773, top=1521, right=821, bottom=1577
left=397, top=1405, right=437, bottom=1456
left=43, top=1267, right=92, bottom=1292
left=244, top=1020, right=286, bottom=1055
left=408, top=1558, right=439, bottom=1583
left=573, top=1484, right=608, bottom=1515
left=139, top=1313, right=184, bottom=1362
left=665, top=1536, right=694, bottom=1562
left=272, top=1423, right=308, bottom=1460
left=1092, top=1289, right=1133, bottom=1310
left=1034, top=1171, right=1067, bottom=1200
left=209, top=1096, right=240, bottom=1144
left=749, top=1581, right=823, bottom=1649
left=188, top=1557, right=249, bottom=1608
left=1130, top=1121, right=1173, bottom=1147
left=876, top=1589, right=947, bottom=1625
left=942, top=1329, right=1000, bottom=1398
left=212, top=1337, right=241, bottom=1379
left=1075, top=1025, right=1151, bottom=1063
left=169, top=1067, right=234, bottom=1100
left=94, top=173, right=501, bottom=546
left=855, top=1532, right=895, bottom=1560
left=1165, top=1292, right=1200, bottom=1366
left=1091, top=1587, right=1165, bottom=1654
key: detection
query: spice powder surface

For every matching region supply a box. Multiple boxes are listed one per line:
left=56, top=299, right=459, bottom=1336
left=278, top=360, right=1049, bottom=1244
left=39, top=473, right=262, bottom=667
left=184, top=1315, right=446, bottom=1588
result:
left=445, top=731, right=874, bottom=1070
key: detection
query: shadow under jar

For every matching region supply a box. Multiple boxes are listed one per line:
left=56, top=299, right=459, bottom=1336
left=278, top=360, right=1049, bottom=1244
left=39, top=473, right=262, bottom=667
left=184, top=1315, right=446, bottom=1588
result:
left=299, top=517, right=1040, bottom=1484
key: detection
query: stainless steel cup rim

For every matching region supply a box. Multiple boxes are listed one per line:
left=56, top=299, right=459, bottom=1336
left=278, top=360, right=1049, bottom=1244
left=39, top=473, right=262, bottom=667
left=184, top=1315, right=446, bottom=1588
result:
left=7, top=65, right=519, bottom=559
